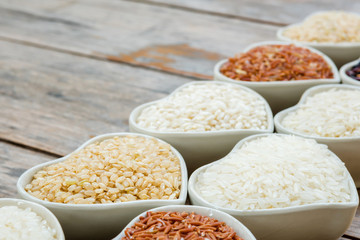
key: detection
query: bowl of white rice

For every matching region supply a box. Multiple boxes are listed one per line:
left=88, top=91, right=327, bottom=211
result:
left=17, top=132, right=188, bottom=240
left=277, top=11, right=360, bottom=67
left=188, top=134, right=358, bottom=240
left=213, top=41, right=339, bottom=113
left=274, top=84, right=360, bottom=187
left=0, top=198, right=64, bottom=240
left=129, top=81, right=273, bottom=173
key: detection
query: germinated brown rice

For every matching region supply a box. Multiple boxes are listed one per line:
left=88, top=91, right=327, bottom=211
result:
left=25, top=135, right=182, bottom=204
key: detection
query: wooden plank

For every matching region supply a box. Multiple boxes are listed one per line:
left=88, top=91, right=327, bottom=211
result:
left=344, top=191, right=360, bottom=239
left=0, top=0, right=277, bottom=79
left=0, top=141, right=55, bottom=198
left=0, top=40, right=191, bottom=156
left=139, top=0, right=360, bottom=25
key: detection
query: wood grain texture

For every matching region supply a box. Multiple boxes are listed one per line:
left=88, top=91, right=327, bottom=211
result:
left=0, top=0, right=277, bottom=79
left=0, top=141, right=55, bottom=198
left=0, top=40, right=191, bottom=156
left=139, top=0, right=360, bottom=25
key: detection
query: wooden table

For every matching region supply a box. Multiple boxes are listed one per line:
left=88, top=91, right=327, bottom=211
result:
left=0, top=0, right=359, bottom=239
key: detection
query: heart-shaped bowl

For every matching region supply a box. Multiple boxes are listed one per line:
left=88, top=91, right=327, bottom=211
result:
left=129, top=81, right=274, bottom=173
left=340, top=58, right=360, bottom=86
left=0, top=198, right=65, bottom=240
left=112, top=205, right=256, bottom=240
left=277, top=11, right=360, bottom=67
left=17, top=132, right=187, bottom=240
left=274, top=84, right=360, bottom=186
left=214, top=41, right=339, bottom=113
left=189, top=133, right=358, bottom=240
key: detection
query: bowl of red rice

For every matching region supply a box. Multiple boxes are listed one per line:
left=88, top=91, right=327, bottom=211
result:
left=274, top=84, right=360, bottom=187
left=277, top=11, right=360, bottom=67
left=113, top=205, right=256, bottom=240
left=17, top=133, right=188, bottom=240
left=214, top=41, right=339, bottom=113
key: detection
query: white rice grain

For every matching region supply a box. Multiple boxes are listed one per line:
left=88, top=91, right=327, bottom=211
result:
left=196, top=135, right=351, bottom=210
left=137, top=82, right=268, bottom=132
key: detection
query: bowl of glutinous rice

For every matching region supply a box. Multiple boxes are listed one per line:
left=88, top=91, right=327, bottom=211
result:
left=17, top=133, right=187, bottom=240
left=129, top=81, right=274, bottom=173
left=0, top=198, right=64, bottom=240
left=214, top=41, right=339, bottom=113
left=188, top=134, right=358, bottom=240
left=113, top=205, right=256, bottom=240
left=277, top=11, right=360, bottom=67
left=275, top=84, right=360, bottom=187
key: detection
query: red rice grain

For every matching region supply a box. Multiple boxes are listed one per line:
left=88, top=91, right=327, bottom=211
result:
left=122, top=211, right=244, bottom=240
left=220, top=44, right=334, bottom=82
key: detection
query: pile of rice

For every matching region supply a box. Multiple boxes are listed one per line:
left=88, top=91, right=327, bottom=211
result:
left=136, top=82, right=269, bottom=132
left=281, top=88, right=360, bottom=137
left=196, top=135, right=351, bottom=210
left=25, top=135, right=181, bottom=204
left=0, top=206, right=57, bottom=240
left=283, top=11, right=360, bottom=43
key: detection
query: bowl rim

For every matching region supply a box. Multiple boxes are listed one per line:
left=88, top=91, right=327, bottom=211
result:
left=214, top=41, right=340, bottom=86
left=339, top=58, right=360, bottom=86
left=112, top=204, right=257, bottom=240
left=129, top=80, right=274, bottom=136
left=188, top=133, right=359, bottom=216
left=274, top=84, right=360, bottom=141
left=276, top=11, right=360, bottom=47
left=0, top=198, right=65, bottom=240
left=17, top=132, right=188, bottom=210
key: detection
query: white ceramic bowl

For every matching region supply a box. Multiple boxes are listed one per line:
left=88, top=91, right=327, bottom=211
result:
left=277, top=12, right=360, bottom=67
left=17, top=133, right=188, bottom=240
left=340, top=58, right=360, bottom=86
left=214, top=41, right=340, bottom=113
left=189, top=133, right=359, bottom=240
left=129, top=81, right=274, bottom=173
left=113, top=205, right=257, bottom=240
left=274, top=84, right=360, bottom=187
left=0, top=198, right=65, bottom=240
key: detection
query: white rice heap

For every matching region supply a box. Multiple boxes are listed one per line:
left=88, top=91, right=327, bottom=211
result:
left=196, top=135, right=351, bottom=210
left=136, top=82, right=268, bottom=132
left=281, top=88, right=360, bottom=137
left=0, top=206, right=57, bottom=240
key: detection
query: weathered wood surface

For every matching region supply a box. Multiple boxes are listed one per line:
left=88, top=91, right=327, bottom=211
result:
left=0, top=40, right=191, bottom=156
left=140, top=0, right=360, bottom=25
left=0, top=0, right=359, bottom=239
left=0, top=142, right=55, bottom=198
left=0, top=0, right=277, bottom=79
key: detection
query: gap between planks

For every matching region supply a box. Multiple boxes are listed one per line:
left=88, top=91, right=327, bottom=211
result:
left=121, top=0, right=287, bottom=27
left=0, top=138, right=62, bottom=158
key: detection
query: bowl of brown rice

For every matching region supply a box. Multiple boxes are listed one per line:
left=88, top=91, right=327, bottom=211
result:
left=113, top=205, right=256, bottom=240
left=277, top=11, right=360, bottom=67
left=0, top=198, right=65, bottom=240
left=129, top=81, right=274, bottom=173
left=214, top=41, right=339, bottom=113
left=274, top=84, right=360, bottom=187
left=188, top=133, right=358, bottom=240
left=17, top=133, right=187, bottom=240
